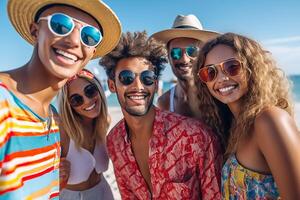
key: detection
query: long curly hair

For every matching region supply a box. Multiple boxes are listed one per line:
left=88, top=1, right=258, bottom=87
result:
left=58, top=69, right=110, bottom=148
left=99, top=31, right=168, bottom=79
left=193, top=32, right=294, bottom=156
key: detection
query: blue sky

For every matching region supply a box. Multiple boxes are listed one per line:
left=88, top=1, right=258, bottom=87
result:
left=1, top=0, right=300, bottom=81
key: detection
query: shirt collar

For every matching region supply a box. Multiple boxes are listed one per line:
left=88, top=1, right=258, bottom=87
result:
left=122, top=106, right=166, bottom=144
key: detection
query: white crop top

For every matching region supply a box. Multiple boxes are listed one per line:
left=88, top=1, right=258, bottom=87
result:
left=66, top=139, right=109, bottom=185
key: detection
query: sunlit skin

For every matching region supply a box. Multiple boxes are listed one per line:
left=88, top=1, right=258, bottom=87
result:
left=0, top=5, right=99, bottom=119
left=68, top=78, right=101, bottom=120
left=168, top=37, right=200, bottom=81
left=204, top=44, right=248, bottom=115
left=33, top=6, right=100, bottom=80
left=108, top=56, right=157, bottom=191
left=108, top=57, right=157, bottom=117
left=203, top=44, right=300, bottom=199
left=157, top=37, right=202, bottom=118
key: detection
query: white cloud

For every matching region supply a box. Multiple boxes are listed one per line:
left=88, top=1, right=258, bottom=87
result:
left=263, top=36, right=300, bottom=45
left=263, top=36, right=300, bottom=75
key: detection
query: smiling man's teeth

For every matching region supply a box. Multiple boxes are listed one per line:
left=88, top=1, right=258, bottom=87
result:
left=219, top=86, right=235, bottom=93
left=55, top=49, right=78, bottom=61
left=129, top=96, right=145, bottom=100
left=84, top=103, right=96, bottom=111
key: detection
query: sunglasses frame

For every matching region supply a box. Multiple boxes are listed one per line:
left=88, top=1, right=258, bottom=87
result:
left=38, top=13, right=102, bottom=47
left=118, top=70, right=158, bottom=86
left=69, top=84, right=99, bottom=107
left=170, top=45, right=199, bottom=60
left=198, top=58, right=243, bottom=83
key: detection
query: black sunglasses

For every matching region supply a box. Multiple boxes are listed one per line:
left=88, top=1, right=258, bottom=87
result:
left=118, top=70, right=157, bottom=86
left=69, top=84, right=98, bottom=107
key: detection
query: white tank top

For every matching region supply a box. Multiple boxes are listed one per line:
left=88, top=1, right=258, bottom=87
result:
left=66, top=139, right=109, bottom=185
left=169, top=86, right=176, bottom=112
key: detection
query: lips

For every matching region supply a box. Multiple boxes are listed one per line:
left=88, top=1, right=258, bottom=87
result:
left=84, top=103, right=96, bottom=111
left=54, top=48, right=78, bottom=61
left=216, top=84, right=238, bottom=96
left=126, top=92, right=149, bottom=104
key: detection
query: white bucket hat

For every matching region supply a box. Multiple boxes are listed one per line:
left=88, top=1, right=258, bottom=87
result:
left=151, top=14, right=219, bottom=44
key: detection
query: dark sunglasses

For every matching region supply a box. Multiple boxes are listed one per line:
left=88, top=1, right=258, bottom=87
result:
left=118, top=70, right=157, bottom=86
left=198, top=58, right=242, bottom=83
left=170, top=46, right=199, bottom=60
left=38, top=13, right=102, bottom=47
left=69, top=84, right=99, bottom=107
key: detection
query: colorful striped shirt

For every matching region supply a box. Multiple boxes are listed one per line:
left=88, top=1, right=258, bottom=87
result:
left=107, top=107, right=222, bottom=200
left=0, top=82, right=60, bottom=199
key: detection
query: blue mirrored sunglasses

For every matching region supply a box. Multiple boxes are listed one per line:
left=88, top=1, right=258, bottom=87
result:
left=118, top=70, right=157, bottom=86
left=170, top=46, right=199, bottom=60
left=38, top=13, right=102, bottom=47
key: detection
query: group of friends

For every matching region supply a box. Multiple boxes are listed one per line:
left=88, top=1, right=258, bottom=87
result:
left=0, top=0, right=299, bottom=199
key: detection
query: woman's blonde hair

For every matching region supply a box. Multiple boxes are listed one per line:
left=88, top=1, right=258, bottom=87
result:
left=193, top=32, right=294, bottom=156
left=58, top=69, right=110, bottom=148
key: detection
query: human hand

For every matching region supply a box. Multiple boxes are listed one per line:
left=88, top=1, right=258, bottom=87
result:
left=59, top=157, right=70, bottom=190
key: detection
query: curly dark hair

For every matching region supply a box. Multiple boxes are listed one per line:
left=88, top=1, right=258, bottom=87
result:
left=99, top=31, right=168, bottom=79
left=193, top=32, right=294, bottom=156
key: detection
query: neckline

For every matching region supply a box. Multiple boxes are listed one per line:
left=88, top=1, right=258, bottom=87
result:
left=231, top=154, right=273, bottom=176
left=0, top=81, right=52, bottom=122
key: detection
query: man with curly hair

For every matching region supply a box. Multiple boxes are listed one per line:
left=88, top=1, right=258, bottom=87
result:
left=151, top=14, right=219, bottom=119
left=100, top=31, right=222, bottom=199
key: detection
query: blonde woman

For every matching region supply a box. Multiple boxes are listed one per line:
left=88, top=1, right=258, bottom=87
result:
left=58, top=69, right=113, bottom=200
left=194, top=33, right=300, bottom=199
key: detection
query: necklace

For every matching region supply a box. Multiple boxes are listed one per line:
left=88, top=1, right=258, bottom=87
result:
left=46, top=106, right=53, bottom=141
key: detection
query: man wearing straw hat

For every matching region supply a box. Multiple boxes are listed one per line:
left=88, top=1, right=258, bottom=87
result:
left=152, top=14, right=219, bottom=119
left=0, top=0, right=121, bottom=199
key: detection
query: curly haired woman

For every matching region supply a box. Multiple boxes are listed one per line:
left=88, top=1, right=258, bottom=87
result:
left=194, top=32, right=300, bottom=199
left=58, top=69, right=113, bottom=199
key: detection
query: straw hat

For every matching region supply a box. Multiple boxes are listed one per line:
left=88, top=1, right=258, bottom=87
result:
left=7, top=0, right=122, bottom=59
left=151, top=14, right=219, bottom=44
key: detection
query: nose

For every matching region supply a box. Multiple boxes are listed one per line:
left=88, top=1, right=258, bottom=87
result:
left=63, top=24, right=81, bottom=47
left=131, top=75, right=144, bottom=90
left=179, top=50, right=190, bottom=63
left=216, top=67, right=229, bottom=82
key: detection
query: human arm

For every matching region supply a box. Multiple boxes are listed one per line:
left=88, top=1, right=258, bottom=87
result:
left=255, top=107, right=300, bottom=199
left=157, top=91, right=169, bottom=110
left=57, top=118, right=71, bottom=189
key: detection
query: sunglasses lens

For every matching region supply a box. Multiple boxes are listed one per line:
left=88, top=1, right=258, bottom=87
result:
left=141, top=70, right=156, bottom=86
left=199, top=66, right=217, bottom=82
left=170, top=48, right=182, bottom=60
left=186, top=46, right=198, bottom=58
left=69, top=94, right=84, bottom=107
left=119, top=70, right=135, bottom=85
left=50, top=13, right=74, bottom=35
left=81, top=26, right=102, bottom=47
left=224, top=60, right=241, bottom=76
left=84, top=84, right=98, bottom=98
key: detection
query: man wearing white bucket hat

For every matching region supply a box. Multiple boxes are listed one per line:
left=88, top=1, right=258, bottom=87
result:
left=0, top=0, right=121, bottom=199
left=152, top=14, right=219, bottom=119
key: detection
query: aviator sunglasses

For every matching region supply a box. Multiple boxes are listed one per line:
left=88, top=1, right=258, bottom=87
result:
left=69, top=84, right=99, bottom=107
left=198, top=58, right=242, bottom=83
left=38, top=13, right=102, bottom=47
left=170, top=46, right=199, bottom=60
left=118, top=70, right=157, bottom=86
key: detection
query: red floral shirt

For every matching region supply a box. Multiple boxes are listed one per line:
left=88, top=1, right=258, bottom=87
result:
left=107, top=108, right=222, bottom=200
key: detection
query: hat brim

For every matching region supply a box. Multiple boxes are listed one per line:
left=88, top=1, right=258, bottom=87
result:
left=151, top=29, right=220, bottom=44
left=7, top=0, right=121, bottom=59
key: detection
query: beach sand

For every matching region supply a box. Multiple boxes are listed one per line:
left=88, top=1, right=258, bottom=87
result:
left=104, top=104, right=300, bottom=199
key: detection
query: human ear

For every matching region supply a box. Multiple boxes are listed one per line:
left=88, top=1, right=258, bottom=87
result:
left=30, top=23, right=39, bottom=41
left=108, top=79, right=116, bottom=93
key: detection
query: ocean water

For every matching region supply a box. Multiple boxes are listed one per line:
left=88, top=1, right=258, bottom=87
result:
left=106, top=75, right=300, bottom=107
